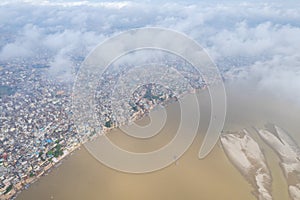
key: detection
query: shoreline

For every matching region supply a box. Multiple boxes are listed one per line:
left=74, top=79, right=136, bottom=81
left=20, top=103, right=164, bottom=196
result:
left=1, top=143, right=82, bottom=200
left=8, top=88, right=199, bottom=200
left=13, top=84, right=300, bottom=200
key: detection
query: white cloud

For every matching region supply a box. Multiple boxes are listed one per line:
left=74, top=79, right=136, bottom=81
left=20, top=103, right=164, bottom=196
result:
left=0, top=0, right=300, bottom=104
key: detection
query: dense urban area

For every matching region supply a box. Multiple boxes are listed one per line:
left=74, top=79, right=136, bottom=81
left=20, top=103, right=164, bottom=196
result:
left=0, top=56, right=220, bottom=199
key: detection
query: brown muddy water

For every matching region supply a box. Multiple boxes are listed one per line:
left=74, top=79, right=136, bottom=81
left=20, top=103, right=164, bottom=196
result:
left=17, top=85, right=300, bottom=200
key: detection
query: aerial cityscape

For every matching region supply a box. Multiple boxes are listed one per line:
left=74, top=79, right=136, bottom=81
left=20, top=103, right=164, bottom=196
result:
left=0, top=0, right=300, bottom=200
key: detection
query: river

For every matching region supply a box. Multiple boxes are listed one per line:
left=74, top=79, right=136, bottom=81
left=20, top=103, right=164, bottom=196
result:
left=17, top=85, right=300, bottom=200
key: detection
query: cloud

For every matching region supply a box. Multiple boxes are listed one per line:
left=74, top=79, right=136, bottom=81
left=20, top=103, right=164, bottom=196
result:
left=231, top=54, right=300, bottom=103
left=0, top=0, right=300, bottom=104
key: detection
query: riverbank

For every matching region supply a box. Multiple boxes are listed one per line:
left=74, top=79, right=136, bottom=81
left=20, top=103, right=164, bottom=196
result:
left=5, top=88, right=196, bottom=200
left=15, top=88, right=257, bottom=200
left=0, top=143, right=81, bottom=200
left=15, top=85, right=300, bottom=200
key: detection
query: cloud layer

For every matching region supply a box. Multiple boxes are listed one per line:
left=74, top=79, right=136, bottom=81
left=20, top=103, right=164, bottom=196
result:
left=0, top=0, right=300, bottom=103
